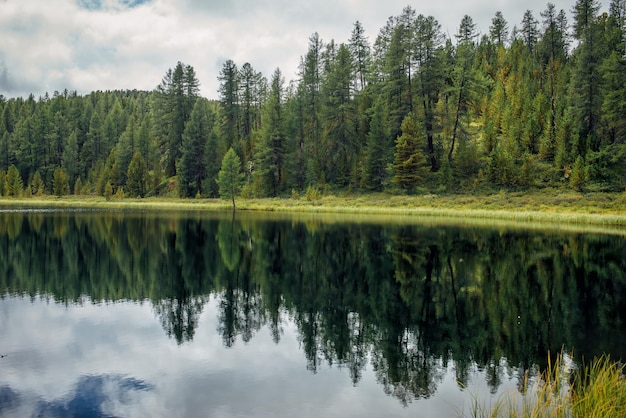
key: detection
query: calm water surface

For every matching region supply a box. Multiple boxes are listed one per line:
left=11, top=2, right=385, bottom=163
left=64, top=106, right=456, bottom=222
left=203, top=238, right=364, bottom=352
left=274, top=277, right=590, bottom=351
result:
left=0, top=210, right=624, bottom=417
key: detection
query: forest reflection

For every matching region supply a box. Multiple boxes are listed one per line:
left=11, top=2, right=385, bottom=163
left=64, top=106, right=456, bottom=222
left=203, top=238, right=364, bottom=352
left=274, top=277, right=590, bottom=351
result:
left=1, top=210, right=624, bottom=405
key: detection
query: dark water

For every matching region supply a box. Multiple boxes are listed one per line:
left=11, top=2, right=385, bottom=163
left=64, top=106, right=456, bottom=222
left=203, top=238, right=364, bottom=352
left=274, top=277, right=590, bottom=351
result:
left=0, top=210, right=624, bottom=417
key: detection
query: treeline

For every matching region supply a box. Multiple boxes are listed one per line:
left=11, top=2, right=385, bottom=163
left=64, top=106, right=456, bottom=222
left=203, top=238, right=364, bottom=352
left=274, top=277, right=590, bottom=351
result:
left=0, top=0, right=625, bottom=198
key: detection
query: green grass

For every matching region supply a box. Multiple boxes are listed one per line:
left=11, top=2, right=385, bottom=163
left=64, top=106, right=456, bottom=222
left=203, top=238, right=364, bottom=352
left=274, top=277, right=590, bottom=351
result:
left=460, top=354, right=626, bottom=418
left=0, top=189, right=625, bottom=229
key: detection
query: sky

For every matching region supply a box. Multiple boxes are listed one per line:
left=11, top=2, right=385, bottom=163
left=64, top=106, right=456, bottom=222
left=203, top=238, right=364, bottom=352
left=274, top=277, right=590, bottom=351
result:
left=0, top=0, right=612, bottom=100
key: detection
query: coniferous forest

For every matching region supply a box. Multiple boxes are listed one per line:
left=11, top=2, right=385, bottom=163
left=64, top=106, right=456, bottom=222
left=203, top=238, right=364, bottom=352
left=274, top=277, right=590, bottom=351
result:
left=0, top=0, right=625, bottom=199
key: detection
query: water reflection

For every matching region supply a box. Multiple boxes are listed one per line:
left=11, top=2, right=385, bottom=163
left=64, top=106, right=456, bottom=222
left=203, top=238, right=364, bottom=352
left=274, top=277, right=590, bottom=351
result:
left=0, top=210, right=625, bottom=412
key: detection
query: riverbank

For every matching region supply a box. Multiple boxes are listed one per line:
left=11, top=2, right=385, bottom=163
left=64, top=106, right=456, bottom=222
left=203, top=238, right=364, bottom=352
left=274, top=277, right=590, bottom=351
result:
left=0, top=189, right=625, bottom=227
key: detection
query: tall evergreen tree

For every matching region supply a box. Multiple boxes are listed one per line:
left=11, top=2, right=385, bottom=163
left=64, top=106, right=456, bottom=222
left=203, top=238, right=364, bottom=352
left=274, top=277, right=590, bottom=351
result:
left=322, top=43, right=358, bottom=186
left=153, top=62, right=200, bottom=177
left=490, top=11, right=509, bottom=46
left=218, top=59, right=240, bottom=150
left=255, top=68, right=286, bottom=196
left=414, top=14, right=445, bottom=171
left=126, top=151, right=148, bottom=198
left=393, top=113, right=429, bottom=193
left=363, top=99, right=390, bottom=190
left=178, top=98, right=212, bottom=197
left=349, top=21, right=371, bottom=92
left=571, top=0, right=604, bottom=154
left=520, top=10, right=540, bottom=53
left=300, top=33, right=324, bottom=185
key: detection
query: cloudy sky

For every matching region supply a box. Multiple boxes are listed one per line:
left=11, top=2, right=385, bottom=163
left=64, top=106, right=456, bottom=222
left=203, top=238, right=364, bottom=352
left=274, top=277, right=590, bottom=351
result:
left=0, top=0, right=611, bottom=100
left=0, top=295, right=520, bottom=417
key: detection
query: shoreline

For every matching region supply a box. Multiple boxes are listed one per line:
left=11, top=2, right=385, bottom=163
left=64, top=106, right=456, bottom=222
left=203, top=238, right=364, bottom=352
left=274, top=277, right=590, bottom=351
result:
left=0, top=191, right=624, bottom=229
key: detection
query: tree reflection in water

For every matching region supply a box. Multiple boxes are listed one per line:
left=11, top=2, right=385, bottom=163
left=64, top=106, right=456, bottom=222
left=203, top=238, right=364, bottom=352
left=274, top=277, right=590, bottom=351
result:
left=0, top=210, right=624, bottom=404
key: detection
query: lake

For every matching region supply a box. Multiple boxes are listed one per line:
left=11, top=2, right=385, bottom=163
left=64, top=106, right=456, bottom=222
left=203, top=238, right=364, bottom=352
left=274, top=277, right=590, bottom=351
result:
left=0, top=209, right=624, bottom=417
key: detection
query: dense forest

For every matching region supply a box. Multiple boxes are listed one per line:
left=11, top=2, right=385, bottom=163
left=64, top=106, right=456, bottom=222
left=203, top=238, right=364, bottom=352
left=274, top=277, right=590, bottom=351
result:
left=0, top=0, right=625, bottom=199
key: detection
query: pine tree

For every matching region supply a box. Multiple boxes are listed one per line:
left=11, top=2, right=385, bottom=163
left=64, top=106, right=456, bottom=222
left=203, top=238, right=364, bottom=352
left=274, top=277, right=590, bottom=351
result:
left=490, top=11, right=509, bottom=45
left=349, top=21, right=371, bottom=92
left=520, top=10, right=539, bottom=53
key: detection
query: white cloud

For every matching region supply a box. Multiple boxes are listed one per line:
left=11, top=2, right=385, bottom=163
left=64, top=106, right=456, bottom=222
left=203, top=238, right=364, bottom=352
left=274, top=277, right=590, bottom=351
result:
left=0, top=0, right=612, bottom=99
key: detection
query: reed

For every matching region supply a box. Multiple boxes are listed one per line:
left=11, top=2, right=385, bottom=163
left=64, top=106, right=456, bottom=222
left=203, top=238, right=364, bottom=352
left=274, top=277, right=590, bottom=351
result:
left=0, top=191, right=625, bottom=227
left=461, top=354, right=626, bottom=418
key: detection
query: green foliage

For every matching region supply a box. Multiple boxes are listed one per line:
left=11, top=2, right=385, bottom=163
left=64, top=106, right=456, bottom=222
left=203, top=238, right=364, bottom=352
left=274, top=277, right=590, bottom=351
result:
left=254, top=68, right=286, bottom=197
left=113, top=186, right=125, bottom=199
left=6, top=165, right=23, bottom=197
left=305, top=185, right=321, bottom=201
left=0, top=171, right=6, bottom=197
left=363, top=99, right=390, bottom=190
left=586, top=143, right=626, bottom=191
left=519, top=153, right=537, bottom=189
left=570, top=155, right=589, bottom=191
left=393, top=114, right=429, bottom=193
left=153, top=62, right=200, bottom=177
left=52, top=167, right=70, bottom=196
left=74, top=177, right=83, bottom=196
left=488, top=147, right=517, bottom=188
left=178, top=98, right=212, bottom=198
left=126, top=152, right=148, bottom=198
left=216, top=148, right=244, bottom=209
left=104, top=181, right=113, bottom=201
left=31, top=170, right=45, bottom=196
left=0, top=2, right=624, bottom=197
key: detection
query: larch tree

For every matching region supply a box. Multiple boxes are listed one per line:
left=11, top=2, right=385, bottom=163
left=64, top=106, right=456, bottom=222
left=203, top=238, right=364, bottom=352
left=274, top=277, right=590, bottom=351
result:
left=393, top=113, right=429, bottom=193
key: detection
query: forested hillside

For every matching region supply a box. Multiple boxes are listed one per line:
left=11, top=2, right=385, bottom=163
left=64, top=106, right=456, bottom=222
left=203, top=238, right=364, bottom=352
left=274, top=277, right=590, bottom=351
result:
left=0, top=0, right=625, bottom=199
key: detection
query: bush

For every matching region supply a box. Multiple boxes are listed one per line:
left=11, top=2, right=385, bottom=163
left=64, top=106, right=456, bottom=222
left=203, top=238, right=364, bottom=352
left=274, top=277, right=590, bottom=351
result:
left=305, top=185, right=321, bottom=201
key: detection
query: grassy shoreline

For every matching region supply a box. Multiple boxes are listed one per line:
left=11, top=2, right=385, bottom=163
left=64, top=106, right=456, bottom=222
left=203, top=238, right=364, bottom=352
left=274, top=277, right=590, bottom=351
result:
left=0, top=190, right=625, bottom=227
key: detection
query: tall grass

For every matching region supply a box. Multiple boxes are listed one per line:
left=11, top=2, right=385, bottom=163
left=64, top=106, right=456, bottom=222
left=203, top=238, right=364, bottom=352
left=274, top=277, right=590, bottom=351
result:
left=461, top=354, right=626, bottom=418
left=1, top=191, right=625, bottom=228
